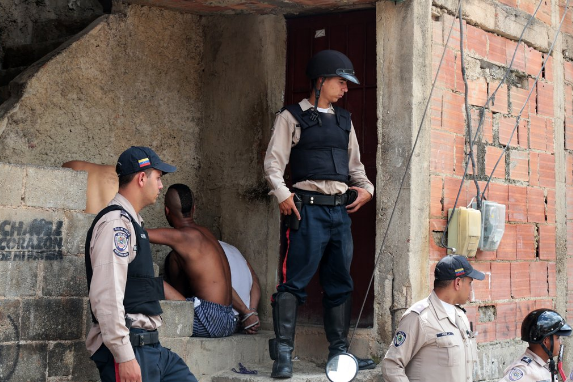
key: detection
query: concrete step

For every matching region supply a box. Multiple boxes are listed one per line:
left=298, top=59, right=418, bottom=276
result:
left=211, top=359, right=384, bottom=382
left=162, top=331, right=273, bottom=381
left=157, top=301, right=379, bottom=381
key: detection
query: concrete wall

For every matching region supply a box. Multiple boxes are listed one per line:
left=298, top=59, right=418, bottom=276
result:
left=0, top=7, right=204, bottom=249
left=0, top=162, right=196, bottom=381
left=0, top=163, right=98, bottom=381
left=199, top=14, right=286, bottom=328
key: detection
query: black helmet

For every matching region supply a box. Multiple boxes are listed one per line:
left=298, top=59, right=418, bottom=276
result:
left=306, top=50, right=360, bottom=85
left=521, top=309, right=572, bottom=343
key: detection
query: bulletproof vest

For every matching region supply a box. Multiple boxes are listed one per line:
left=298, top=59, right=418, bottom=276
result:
left=85, top=205, right=164, bottom=323
left=285, top=104, right=351, bottom=184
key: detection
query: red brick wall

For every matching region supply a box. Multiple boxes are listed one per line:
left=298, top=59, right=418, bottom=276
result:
left=430, top=9, right=560, bottom=343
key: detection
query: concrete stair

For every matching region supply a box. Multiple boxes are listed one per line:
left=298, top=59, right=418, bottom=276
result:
left=158, top=301, right=380, bottom=381
left=212, top=362, right=383, bottom=382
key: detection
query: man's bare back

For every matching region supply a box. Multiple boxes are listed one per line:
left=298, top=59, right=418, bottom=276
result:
left=146, top=184, right=232, bottom=307
left=159, top=225, right=232, bottom=306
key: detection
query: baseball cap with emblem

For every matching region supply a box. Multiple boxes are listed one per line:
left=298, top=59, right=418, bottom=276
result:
left=116, top=146, right=176, bottom=176
left=435, top=255, right=485, bottom=281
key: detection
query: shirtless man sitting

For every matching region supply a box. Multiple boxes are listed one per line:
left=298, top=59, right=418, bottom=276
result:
left=147, top=183, right=236, bottom=338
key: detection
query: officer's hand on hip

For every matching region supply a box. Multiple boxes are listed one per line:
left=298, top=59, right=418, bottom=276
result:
left=279, top=193, right=301, bottom=220
left=346, top=187, right=372, bottom=214
left=118, top=358, right=142, bottom=382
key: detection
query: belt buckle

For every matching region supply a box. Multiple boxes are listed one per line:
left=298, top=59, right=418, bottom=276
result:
left=139, top=334, right=145, bottom=346
left=334, top=195, right=342, bottom=206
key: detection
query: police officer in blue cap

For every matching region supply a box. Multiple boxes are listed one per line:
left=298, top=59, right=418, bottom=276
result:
left=85, top=146, right=197, bottom=382
left=382, top=255, right=485, bottom=382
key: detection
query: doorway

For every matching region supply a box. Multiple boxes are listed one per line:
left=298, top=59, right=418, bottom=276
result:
left=282, top=9, right=377, bottom=327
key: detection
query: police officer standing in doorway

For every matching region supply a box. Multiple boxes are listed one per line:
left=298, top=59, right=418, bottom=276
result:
left=264, top=50, right=375, bottom=378
left=499, top=309, right=572, bottom=382
left=85, top=146, right=197, bottom=382
left=382, top=255, right=484, bottom=382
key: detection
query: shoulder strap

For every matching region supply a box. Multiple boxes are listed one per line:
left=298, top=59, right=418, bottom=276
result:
left=284, top=104, right=319, bottom=129
left=84, top=205, right=132, bottom=324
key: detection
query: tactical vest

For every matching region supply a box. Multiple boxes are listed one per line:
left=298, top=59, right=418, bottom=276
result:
left=285, top=104, right=351, bottom=184
left=85, top=205, right=164, bottom=323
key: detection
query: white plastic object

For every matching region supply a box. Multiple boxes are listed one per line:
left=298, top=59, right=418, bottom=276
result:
left=447, top=207, right=482, bottom=257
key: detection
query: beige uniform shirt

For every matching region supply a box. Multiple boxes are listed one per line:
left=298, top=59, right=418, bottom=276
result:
left=498, top=349, right=555, bottom=382
left=382, top=291, right=478, bottom=382
left=85, top=193, right=162, bottom=363
left=264, top=99, right=374, bottom=203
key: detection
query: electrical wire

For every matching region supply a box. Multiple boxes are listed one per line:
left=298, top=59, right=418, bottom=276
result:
left=459, top=5, right=481, bottom=209
left=480, top=0, right=571, bottom=203
left=440, top=0, right=544, bottom=250
left=348, top=0, right=463, bottom=349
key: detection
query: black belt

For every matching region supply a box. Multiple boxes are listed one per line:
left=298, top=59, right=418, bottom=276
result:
left=297, top=193, right=349, bottom=206
left=129, top=330, right=159, bottom=347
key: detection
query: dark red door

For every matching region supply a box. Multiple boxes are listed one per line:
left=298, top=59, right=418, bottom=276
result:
left=283, top=9, right=377, bottom=327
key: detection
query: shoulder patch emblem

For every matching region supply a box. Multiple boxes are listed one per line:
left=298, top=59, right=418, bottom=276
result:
left=520, top=356, right=532, bottom=364
left=393, top=331, right=406, bottom=347
left=113, top=227, right=130, bottom=257
left=508, top=367, right=524, bottom=381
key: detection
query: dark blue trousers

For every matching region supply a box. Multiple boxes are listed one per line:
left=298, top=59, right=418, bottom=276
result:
left=276, top=201, right=354, bottom=308
left=90, top=329, right=197, bottom=382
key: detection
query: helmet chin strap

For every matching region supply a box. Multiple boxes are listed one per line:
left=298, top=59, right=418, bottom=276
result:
left=541, top=336, right=556, bottom=382
left=311, top=77, right=326, bottom=126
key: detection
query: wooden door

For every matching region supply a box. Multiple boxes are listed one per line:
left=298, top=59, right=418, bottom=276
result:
left=283, top=9, right=377, bottom=326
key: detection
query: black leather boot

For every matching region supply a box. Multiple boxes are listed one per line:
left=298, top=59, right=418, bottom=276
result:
left=324, top=297, right=376, bottom=371
left=270, top=292, right=298, bottom=378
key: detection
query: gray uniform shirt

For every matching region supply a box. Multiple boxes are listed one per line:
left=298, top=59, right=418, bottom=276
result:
left=382, top=291, right=478, bottom=382
left=498, top=348, right=555, bottom=382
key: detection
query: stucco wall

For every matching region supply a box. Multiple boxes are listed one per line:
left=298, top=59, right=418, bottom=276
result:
left=0, top=7, right=204, bottom=236
left=200, top=14, right=286, bottom=327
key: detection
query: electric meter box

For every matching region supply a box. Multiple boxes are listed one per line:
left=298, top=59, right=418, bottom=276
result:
left=472, top=201, right=506, bottom=251
left=447, top=207, right=482, bottom=257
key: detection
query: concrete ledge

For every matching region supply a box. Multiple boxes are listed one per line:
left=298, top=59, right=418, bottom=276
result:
left=160, top=331, right=273, bottom=381
left=159, top=300, right=194, bottom=338
left=25, top=166, right=87, bottom=210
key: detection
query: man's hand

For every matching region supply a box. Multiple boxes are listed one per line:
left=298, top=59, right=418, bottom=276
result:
left=118, top=359, right=141, bottom=382
left=346, top=187, right=372, bottom=214
left=279, top=193, right=301, bottom=220
left=242, top=312, right=260, bottom=334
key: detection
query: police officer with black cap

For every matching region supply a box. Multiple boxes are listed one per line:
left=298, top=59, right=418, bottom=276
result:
left=264, top=50, right=375, bottom=378
left=499, top=309, right=572, bottom=382
left=85, top=146, right=197, bottom=382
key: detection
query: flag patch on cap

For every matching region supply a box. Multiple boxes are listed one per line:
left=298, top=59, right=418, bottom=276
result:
left=455, top=267, right=465, bottom=276
left=138, top=158, right=151, bottom=167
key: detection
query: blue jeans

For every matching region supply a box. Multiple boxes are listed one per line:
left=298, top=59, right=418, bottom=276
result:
left=90, top=329, right=197, bottom=382
left=276, top=200, right=354, bottom=308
